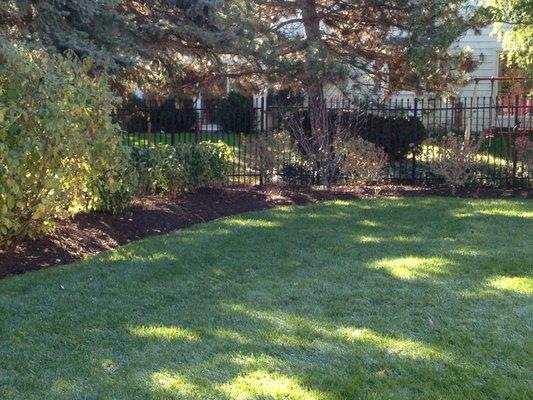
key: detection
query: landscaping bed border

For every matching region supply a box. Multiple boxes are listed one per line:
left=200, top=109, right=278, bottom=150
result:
left=1, top=184, right=530, bottom=279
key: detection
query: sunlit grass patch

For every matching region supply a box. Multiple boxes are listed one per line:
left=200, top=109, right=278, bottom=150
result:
left=334, top=327, right=451, bottom=362
left=487, top=276, right=533, bottom=294
left=222, top=370, right=322, bottom=400
left=151, top=370, right=195, bottom=396
left=129, top=326, right=200, bottom=341
left=372, top=256, right=453, bottom=280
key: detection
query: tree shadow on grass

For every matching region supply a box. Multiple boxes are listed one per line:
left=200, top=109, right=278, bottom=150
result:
left=1, top=197, right=532, bottom=399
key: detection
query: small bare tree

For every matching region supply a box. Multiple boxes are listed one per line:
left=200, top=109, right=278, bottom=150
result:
left=423, top=134, right=487, bottom=194
left=515, top=134, right=533, bottom=175
left=285, top=98, right=366, bottom=186
left=335, top=136, right=388, bottom=186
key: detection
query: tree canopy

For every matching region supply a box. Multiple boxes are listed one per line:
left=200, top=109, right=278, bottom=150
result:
left=0, top=0, right=225, bottom=94
left=1, top=0, right=490, bottom=97
left=489, top=0, right=533, bottom=75
left=218, top=0, right=487, bottom=98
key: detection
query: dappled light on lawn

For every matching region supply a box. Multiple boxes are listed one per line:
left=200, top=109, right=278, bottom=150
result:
left=223, top=370, right=322, bottom=400
left=129, top=326, right=200, bottom=342
left=372, top=257, right=454, bottom=280
left=487, top=276, right=533, bottom=294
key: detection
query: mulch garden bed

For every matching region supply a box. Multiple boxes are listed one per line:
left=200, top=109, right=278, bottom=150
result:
left=1, top=184, right=530, bottom=279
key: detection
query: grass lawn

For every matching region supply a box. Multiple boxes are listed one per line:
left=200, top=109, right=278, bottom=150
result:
left=1, top=197, right=532, bottom=399
left=123, top=131, right=249, bottom=150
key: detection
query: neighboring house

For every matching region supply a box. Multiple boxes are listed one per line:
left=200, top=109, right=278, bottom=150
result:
left=391, top=24, right=506, bottom=102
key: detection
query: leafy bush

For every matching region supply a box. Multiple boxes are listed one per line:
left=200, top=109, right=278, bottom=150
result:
left=91, top=146, right=139, bottom=214
left=176, top=142, right=233, bottom=191
left=130, top=142, right=233, bottom=195
left=215, top=91, right=256, bottom=133
left=0, top=42, right=125, bottom=249
left=130, top=146, right=184, bottom=195
left=359, top=114, right=427, bottom=161
left=423, top=135, right=483, bottom=194
left=335, top=136, right=388, bottom=185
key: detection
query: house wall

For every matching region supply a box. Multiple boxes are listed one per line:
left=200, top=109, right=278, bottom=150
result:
left=451, top=24, right=502, bottom=99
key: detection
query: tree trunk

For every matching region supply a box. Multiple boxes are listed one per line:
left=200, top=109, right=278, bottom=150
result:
left=299, top=0, right=324, bottom=102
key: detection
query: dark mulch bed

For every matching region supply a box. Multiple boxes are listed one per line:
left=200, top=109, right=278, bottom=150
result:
left=0, top=184, right=530, bottom=279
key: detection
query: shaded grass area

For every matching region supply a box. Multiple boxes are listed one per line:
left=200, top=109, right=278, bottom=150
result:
left=1, top=198, right=532, bottom=399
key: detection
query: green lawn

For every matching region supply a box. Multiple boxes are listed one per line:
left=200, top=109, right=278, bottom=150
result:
left=1, top=197, right=532, bottom=399
left=123, top=131, right=249, bottom=150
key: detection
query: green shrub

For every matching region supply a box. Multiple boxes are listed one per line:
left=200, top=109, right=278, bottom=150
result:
left=176, top=141, right=233, bottom=191
left=0, top=42, right=126, bottom=248
left=91, top=146, right=139, bottom=214
left=215, top=91, right=256, bottom=133
left=157, top=98, right=198, bottom=132
left=118, top=97, right=198, bottom=133
left=130, top=147, right=167, bottom=195
left=130, top=142, right=233, bottom=195
left=293, top=110, right=427, bottom=162
left=359, top=114, right=427, bottom=161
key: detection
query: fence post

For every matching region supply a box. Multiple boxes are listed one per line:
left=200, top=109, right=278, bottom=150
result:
left=171, top=101, right=176, bottom=147
left=195, top=116, right=201, bottom=144
left=511, top=94, right=520, bottom=185
left=147, top=115, right=152, bottom=147
left=411, top=98, right=419, bottom=183
left=259, top=96, right=265, bottom=185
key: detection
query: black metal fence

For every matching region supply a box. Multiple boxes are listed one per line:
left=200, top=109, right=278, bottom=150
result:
left=116, top=95, right=532, bottom=187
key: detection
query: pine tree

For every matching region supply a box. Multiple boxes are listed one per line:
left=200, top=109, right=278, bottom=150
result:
left=0, top=0, right=225, bottom=94
left=219, top=0, right=488, bottom=99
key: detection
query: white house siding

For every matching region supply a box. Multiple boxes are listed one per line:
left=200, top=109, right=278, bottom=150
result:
left=451, top=24, right=502, bottom=99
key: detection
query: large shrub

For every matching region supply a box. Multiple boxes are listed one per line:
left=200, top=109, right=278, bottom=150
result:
left=288, top=108, right=427, bottom=163
left=177, top=141, right=233, bottom=191
left=90, top=146, right=139, bottom=214
left=156, top=98, right=197, bottom=133
left=130, top=147, right=167, bottom=195
left=215, top=91, right=256, bottom=134
left=0, top=43, right=128, bottom=249
left=359, top=114, right=427, bottom=161
left=116, top=97, right=197, bottom=135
